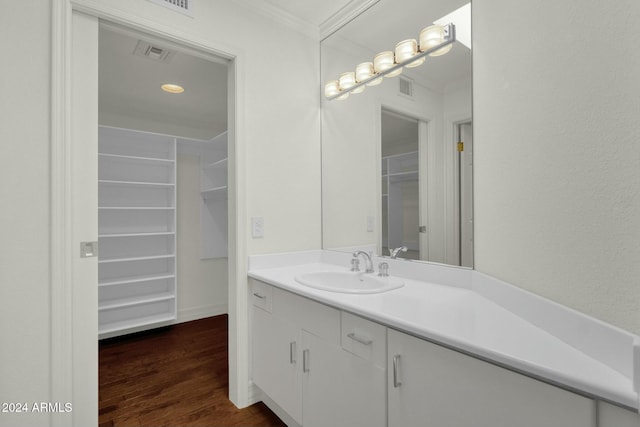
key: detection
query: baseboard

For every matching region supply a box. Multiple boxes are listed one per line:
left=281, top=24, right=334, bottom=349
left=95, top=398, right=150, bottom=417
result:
left=176, top=303, right=228, bottom=324
left=247, top=380, right=262, bottom=406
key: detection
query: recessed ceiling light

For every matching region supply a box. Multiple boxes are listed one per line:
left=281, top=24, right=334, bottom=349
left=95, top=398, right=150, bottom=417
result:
left=161, top=83, right=184, bottom=94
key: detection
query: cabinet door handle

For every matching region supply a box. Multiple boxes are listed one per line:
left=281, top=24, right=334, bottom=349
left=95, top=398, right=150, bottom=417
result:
left=252, top=292, right=266, bottom=300
left=290, top=341, right=296, bottom=364
left=347, top=332, right=373, bottom=346
left=303, top=349, right=310, bottom=373
left=393, top=354, right=402, bottom=388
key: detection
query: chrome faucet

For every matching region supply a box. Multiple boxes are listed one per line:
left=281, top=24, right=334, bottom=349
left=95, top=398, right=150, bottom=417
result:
left=390, top=246, right=408, bottom=259
left=352, top=251, right=374, bottom=273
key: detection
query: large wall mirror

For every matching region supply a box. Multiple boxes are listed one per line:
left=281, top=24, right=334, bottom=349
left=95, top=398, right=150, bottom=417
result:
left=321, top=0, right=473, bottom=267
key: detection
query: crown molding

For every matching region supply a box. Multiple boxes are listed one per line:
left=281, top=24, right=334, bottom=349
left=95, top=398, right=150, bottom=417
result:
left=233, top=0, right=320, bottom=40
left=319, top=0, right=380, bottom=40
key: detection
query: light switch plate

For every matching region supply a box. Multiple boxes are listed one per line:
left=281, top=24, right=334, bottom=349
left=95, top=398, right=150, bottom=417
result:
left=252, top=217, right=264, bottom=238
left=80, top=241, right=99, bottom=258
left=366, top=215, right=375, bottom=232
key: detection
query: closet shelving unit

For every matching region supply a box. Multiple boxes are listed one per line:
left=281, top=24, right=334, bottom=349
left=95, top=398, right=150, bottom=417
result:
left=200, top=131, right=228, bottom=259
left=98, top=126, right=177, bottom=338
left=201, top=157, right=228, bottom=200
left=381, top=151, right=419, bottom=251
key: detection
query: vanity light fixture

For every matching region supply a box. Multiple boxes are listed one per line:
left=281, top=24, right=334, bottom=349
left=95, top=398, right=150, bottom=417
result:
left=355, top=62, right=382, bottom=86
left=161, top=83, right=185, bottom=94
left=395, top=39, right=424, bottom=68
left=374, top=51, right=402, bottom=78
left=324, top=23, right=455, bottom=101
left=419, top=25, right=453, bottom=56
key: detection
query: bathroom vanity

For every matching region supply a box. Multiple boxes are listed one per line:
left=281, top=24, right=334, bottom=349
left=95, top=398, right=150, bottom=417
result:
left=248, top=250, right=640, bottom=427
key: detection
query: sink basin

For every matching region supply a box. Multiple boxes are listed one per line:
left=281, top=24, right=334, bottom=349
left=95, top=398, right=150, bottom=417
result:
left=294, top=271, right=404, bottom=294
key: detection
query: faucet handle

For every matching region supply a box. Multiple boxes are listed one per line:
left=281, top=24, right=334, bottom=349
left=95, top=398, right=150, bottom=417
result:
left=350, top=257, right=360, bottom=272
left=390, top=246, right=408, bottom=259
left=378, top=262, right=389, bottom=277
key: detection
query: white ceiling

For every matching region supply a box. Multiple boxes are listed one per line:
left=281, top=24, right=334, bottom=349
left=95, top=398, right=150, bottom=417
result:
left=322, top=0, right=471, bottom=91
left=99, top=25, right=228, bottom=140
left=98, top=1, right=469, bottom=139
left=262, top=0, right=355, bottom=27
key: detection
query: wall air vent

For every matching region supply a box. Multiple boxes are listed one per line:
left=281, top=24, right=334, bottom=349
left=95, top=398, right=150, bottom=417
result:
left=399, top=77, right=414, bottom=98
left=133, top=40, right=176, bottom=63
left=147, top=0, right=195, bottom=17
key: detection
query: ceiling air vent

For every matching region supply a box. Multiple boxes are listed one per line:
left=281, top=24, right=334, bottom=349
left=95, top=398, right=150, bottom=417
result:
left=147, top=0, right=195, bottom=17
left=133, top=40, right=176, bottom=63
left=399, top=77, right=414, bottom=98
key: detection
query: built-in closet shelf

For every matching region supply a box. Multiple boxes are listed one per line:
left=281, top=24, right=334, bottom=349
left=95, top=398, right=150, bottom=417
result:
left=382, top=151, right=418, bottom=163
left=98, top=254, right=175, bottom=264
left=382, top=151, right=419, bottom=175
left=98, top=126, right=178, bottom=338
left=203, top=158, right=228, bottom=169
left=98, top=179, right=175, bottom=188
left=386, top=171, right=419, bottom=183
left=99, top=293, right=175, bottom=311
left=199, top=131, right=228, bottom=259
left=98, top=153, right=175, bottom=165
left=98, top=206, right=176, bottom=211
left=98, top=232, right=175, bottom=238
left=201, top=186, right=228, bottom=200
left=99, top=273, right=175, bottom=287
left=99, top=313, right=176, bottom=336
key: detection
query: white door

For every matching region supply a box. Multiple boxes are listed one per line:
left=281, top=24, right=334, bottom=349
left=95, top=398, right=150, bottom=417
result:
left=388, top=329, right=595, bottom=427
left=252, top=307, right=302, bottom=424
left=459, top=122, right=473, bottom=267
left=418, top=119, right=429, bottom=259
left=302, top=330, right=386, bottom=427
left=69, top=11, right=100, bottom=426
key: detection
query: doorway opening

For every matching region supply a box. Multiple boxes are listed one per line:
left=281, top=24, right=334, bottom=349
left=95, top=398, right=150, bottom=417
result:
left=96, top=20, right=239, bottom=423
left=380, top=108, right=428, bottom=261
left=98, top=22, right=230, bottom=339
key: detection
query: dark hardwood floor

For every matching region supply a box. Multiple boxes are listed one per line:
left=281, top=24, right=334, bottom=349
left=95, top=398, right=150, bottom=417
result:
left=99, top=315, right=285, bottom=427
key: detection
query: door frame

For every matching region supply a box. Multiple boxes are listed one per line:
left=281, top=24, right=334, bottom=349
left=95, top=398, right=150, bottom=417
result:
left=443, top=115, right=472, bottom=266
left=375, top=104, right=432, bottom=260
left=51, top=1, right=248, bottom=425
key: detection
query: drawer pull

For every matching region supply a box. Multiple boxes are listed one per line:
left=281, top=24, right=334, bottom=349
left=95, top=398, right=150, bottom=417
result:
left=303, top=349, right=310, bottom=373
left=290, top=341, right=296, bottom=364
left=393, top=354, right=402, bottom=388
left=347, top=332, right=373, bottom=346
left=253, top=292, right=266, bottom=300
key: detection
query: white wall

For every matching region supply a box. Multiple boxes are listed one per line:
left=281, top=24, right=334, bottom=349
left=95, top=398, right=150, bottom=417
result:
left=86, top=0, right=322, bottom=256
left=473, top=0, right=640, bottom=335
left=177, top=153, right=228, bottom=321
left=2, top=0, right=320, bottom=424
left=0, top=2, right=52, bottom=427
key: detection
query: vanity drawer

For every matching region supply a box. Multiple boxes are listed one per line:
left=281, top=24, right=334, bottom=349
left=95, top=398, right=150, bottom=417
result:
left=251, top=279, right=273, bottom=313
left=341, top=311, right=386, bottom=369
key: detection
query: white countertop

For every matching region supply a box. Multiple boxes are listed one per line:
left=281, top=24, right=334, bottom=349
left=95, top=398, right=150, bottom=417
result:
left=248, top=251, right=639, bottom=411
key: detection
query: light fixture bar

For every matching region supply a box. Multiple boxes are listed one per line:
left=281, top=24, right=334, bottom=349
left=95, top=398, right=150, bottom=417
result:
left=325, top=23, right=456, bottom=101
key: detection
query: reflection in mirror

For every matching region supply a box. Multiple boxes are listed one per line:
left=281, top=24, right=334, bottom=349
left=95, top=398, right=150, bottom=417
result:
left=321, top=0, right=472, bottom=268
left=381, top=109, right=422, bottom=261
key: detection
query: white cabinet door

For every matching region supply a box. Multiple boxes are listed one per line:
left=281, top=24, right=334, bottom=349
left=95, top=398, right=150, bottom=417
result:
left=302, top=330, right=386, bottom=427
left=252, top=306, right=302, bottom=425
left=388, top=329, right=595, bottom=427
left=598, top=401, right=640, bottom=427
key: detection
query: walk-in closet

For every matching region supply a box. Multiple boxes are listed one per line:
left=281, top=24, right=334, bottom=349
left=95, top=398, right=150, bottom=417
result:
left=97, top=24, right=230, bottom=338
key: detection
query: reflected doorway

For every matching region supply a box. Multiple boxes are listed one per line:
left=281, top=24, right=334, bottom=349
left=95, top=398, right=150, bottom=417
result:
left=380, top=109, right=427, bottom=261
